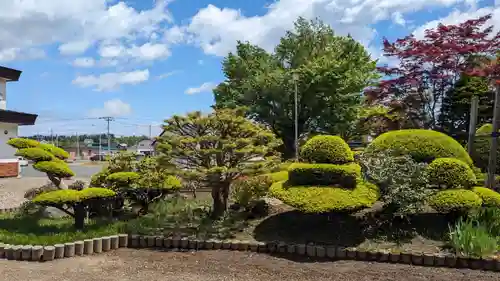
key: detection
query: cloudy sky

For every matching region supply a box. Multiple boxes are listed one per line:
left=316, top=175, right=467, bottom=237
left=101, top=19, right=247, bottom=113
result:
left=1, top=0, right=498, bottom=137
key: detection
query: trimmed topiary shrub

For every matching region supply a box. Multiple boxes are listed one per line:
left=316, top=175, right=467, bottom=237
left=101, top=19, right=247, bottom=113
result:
left=33, top=161, right=75, bottom=178
left=265, top=171, right=288, bottom=183
left=15, top=148, right=53, bottom=162
left=365, top=129, right=473, bottom=165
left=473, top=186, right=500, bottom=207
left=288, top=162, right=361, bottom=188
left=106, top=171, right=140, bottom=189
left=300, top=135, right=354, bottom=164
left=427, top=158, right=476, bottom=189
left=39, top=143, right=70, bottom=160
left=428, top=189, right=482, bottom=213
left=7, top=138, right=39, bottom=149
left=32, top=188, right=116, bottom=229
left=269, top=179, right=379, bottom=213
left=471, top=123, right=500, bottom=173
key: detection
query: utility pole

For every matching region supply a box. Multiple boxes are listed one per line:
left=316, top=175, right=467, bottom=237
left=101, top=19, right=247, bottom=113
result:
left=76, top=132, right=80, bottom=160
left=487, top=84, right=500, bottom=189
left=467, top=95, right=479, bottom=155
left=292, top=73, right=299, bottom=162
left=100, top=117, right=114, bottom=155
left=149, top=124, right=152, bottom=140
left=50, top=128, right=53, bottom=144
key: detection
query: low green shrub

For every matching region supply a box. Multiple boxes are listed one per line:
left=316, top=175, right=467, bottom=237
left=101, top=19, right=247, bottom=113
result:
left=269, top=179, right=379, bottom=213
left=300, top=135, right=354, bottom=164
left=426, top=158, right=476, bottom=189
left=472, top=186, right=500, bottom=207
left=288, top=162, right=361, bottom=188
left=33, top=161, right=75, bottom=178
left=365, top=129, right=473, bottom=165
left=449, top=218, right=498, bottom=258
left=264, top=171, right=288, bottom=183
left=428, top=189, right=482, bottom=213
left=7, top=138, right=39, bottom=149
left=163, top=175, right=182, bottom=189
left=15, top=148, right=53, bottom=162
left=231, top=175, right=272, bottom=208
left=32, top=188, right=116, bottom=204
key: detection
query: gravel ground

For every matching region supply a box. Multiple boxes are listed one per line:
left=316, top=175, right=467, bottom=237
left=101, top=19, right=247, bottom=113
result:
left=0, top=177, right=89, bottom=209
left=0, top=249, right=498, bottom=281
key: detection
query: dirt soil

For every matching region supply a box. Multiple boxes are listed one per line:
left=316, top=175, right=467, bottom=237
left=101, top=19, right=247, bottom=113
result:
left=0, top=249, right=498, bottom=281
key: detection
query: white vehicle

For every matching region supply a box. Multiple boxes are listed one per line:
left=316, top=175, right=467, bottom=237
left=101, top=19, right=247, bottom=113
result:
left=17, top=156, right=28, bottom=167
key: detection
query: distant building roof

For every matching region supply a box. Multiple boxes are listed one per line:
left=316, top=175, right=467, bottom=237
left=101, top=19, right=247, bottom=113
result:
left=0, top=66, right=22, bottom=82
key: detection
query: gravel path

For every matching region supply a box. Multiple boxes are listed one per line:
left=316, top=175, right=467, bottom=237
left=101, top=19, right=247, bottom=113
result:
left=0, top=249, right=498, bottom=281
left=0, top=177, right=89, bottom=209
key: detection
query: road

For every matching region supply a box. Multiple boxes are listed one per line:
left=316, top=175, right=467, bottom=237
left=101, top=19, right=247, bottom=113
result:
left=20, top=163, right=103, bottom=178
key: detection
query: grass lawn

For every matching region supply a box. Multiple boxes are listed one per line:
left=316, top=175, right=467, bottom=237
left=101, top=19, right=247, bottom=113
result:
left=0, top=213, right=125, bottom=245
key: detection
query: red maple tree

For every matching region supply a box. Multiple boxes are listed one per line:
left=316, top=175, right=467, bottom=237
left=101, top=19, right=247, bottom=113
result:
left=365, top=14, right=500, bottom=129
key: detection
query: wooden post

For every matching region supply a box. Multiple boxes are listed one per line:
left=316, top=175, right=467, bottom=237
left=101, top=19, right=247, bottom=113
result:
left=467, top=95, right=479, bottom=155
left=487, top=85, right=500, bottom=189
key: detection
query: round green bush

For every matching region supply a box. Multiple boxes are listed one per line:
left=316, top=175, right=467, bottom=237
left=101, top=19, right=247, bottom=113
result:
left=106, top=172, right=140, bottom=187
left=471, top=123, right=500, bottom=173
left=300, top=135, right=354, bottom=164
left=288, top=162, right=361, bottom=188
left=7, top=138, right=40, bottom=149
left=427, top=158, right=476, bottom=189
left=33, top=161, right=75, bottom=178
left=264, top=171, right=288, bottom=183
left=269, top=179, right=379, bottom=213
left=15, top=148, right=53, bottom=162
left=428, top=189, right=482, bottom=213
left=39, top=143, right=70, bottom=160
left=365, top=129, right=473, bottom=165
left=79, top=187, right=116, bottom=200
left=473, top=186, right=500, bottom=207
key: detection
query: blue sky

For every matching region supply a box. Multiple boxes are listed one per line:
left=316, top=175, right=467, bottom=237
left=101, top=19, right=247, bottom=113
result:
left=0, top=0, right=498, bottom=138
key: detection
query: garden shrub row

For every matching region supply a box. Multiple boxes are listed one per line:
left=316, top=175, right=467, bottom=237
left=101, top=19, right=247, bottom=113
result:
left=288, top=162, right=360, bottom=188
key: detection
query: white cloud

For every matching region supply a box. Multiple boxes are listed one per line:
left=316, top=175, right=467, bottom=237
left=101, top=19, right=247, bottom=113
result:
left=0, top=0, right=172, bottom=60
left=412, top=6, right=500, bottom=39
left=98, top=42, right=171, bottom=62
left=174, top=0, right=479, bottom=59
left=72, top=69, right=150, bottom=91
left=73, top=57, right=96, bottom=68
left=392, top=12, right=406, bottom=26
left=185, top=82, right=216, bottom=95
left=156, top=70, right=180, bottom=80
left=0, top=47, right=45, bottom=62
left=88, top=99, right=132, bottom=117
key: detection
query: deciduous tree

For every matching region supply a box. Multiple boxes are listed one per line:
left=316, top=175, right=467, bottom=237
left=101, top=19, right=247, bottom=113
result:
left=214, top=18, right=378, bottom=159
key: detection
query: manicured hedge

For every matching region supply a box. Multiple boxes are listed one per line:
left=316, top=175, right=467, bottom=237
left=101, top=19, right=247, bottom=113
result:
left=288, top=162, right=361, bottom=188
left=300, top=135, right=354, bottom=164
left=473, top=186, right=500, bottom=207
left=264, top=171, right=289, bottom=183
left=427, top=158, right=476, bottom=189
left=269, top=179, right=379, bottom=213
left=33, top=160, right=75, bottom=178
left=365, top=129, right=473, bottom=165
left=15, top=148, right=53, bottom=162
left=7, top=138, right=39, bottom=149
left=428, top=189, right=482, bottom=213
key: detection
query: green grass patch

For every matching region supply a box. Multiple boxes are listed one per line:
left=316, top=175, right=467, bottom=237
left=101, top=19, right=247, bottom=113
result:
left=0, top=213, right=124, bottom=245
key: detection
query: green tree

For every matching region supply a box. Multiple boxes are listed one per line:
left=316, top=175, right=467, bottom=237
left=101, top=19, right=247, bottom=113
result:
left=438, top=74, right=494, bottom=139
left=156, top=108, right=281, bottom=218
left=214, top=18, right=378, bottom=159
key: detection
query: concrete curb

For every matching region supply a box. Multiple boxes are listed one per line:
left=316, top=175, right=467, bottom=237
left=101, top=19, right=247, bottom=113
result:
left=1, top=233, right=500, bottom=271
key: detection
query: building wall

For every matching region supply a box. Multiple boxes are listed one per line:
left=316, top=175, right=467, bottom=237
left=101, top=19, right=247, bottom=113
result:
left=0, top=122, right=18, bottom=159
left=0, top=78, right=6, bottom=110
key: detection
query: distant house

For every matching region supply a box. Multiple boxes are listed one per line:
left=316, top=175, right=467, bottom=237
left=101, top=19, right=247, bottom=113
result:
left=128, top=139, right=154, bottom=156
left=0, top=66, right=38, bottom=177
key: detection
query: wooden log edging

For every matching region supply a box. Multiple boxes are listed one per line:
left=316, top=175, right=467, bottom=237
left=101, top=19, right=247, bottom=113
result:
left=1, top=233, right=500, bottom=272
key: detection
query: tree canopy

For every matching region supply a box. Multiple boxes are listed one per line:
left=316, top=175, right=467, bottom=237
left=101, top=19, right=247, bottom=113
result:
left=156, top=107, right=281, bottom=217
left=214, top=17, right=378, bottom=159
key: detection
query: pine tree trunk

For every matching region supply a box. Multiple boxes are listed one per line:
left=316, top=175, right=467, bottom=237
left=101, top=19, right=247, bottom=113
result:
left=74, top=203, right=86, bottom=230
left=47, top=174, right=68, bottom=189
left=281, top=136, right=296, bottom=160
left=211, top=183, right=229, bottom=219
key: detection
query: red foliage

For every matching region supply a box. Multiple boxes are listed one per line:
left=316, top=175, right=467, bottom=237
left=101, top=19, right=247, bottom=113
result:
left=366, top=14, right=500, bottom=128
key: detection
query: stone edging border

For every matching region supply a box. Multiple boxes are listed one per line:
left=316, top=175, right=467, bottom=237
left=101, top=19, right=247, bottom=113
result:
left=0, top=206, right=21, bottom=214
left=1, top=234, right=500, bottom=271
